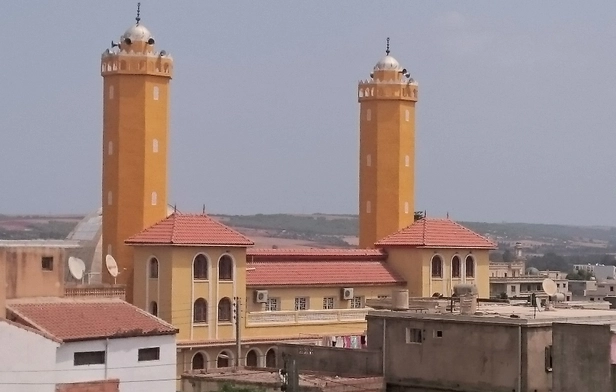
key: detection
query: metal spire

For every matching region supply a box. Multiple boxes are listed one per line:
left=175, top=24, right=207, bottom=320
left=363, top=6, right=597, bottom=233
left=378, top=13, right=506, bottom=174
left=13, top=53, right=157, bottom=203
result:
left=386, top=37, right=390, bottom=55
left=136, top=2, right=141, bottom=24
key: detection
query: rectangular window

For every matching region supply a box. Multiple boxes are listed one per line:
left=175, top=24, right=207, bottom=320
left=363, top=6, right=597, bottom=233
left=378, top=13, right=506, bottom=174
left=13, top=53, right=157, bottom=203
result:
left=138, top=347, right=160, bottom=362
left=41, top=257, right=53, bottom=271
left=265, top=298, right=279, bottom=311
left=433, top=330, right=443, bottom=338
left=545, top=345, right=553, bottom=372
left=322, top=297, right=335, bottom=309
left=511, top=285, right=516, bottom=293
left=74, top=351, right=105, bottom=366
left=611, top=286, right=614, bottom=292
left=406, top=328, right=423, bottom=344
left=351, top=296, right=364, bottom=309
left=295, top=297, right=308, bottom=311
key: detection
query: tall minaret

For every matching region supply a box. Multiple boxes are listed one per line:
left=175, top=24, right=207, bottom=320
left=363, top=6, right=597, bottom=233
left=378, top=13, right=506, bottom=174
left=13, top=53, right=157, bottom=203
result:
left=358, top=39, right=418, bottom=248
left=101, top=5, right=173, bottom=301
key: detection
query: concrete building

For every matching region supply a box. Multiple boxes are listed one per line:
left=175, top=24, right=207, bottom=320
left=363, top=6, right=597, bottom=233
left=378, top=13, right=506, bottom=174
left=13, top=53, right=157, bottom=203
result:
left=366, top=304, right=616, bottom=392
left=489, top=261, right=526, bottom=278
left=1, top=297, right=177, bottom=392
left=357, top=40, right=418, bottom=248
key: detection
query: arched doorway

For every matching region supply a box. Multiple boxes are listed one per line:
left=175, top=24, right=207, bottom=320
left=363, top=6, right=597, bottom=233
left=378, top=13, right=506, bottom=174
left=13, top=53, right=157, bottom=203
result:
left=217, top=350, right=232, bottom=368
left=192, top=352, right=206, bottom=370
left=265, top=348, right=276, bottom=368
left=246, top=350, right=258, bottom=367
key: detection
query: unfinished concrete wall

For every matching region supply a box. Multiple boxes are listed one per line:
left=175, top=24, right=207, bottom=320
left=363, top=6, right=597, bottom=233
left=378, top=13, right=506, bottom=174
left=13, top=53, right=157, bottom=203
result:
left=56, top=379, right=119, bottom=392
left=522, top=326, right=552, bottom=391
left=275, top=344, right=382, bottom=377
left=552, top=323, right=612, bottom=392
left=368, top=315, right=523, bottom=392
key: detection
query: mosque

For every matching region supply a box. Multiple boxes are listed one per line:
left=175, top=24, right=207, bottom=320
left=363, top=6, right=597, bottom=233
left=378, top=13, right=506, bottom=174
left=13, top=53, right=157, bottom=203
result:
left=64, top=9, right=495, bottom=372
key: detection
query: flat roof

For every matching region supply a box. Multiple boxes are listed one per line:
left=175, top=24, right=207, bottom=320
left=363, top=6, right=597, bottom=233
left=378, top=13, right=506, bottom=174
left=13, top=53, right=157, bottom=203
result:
left=368, top=302, right=616, bottom=326
left=183, top=368, right=382, bottom=388
left=0, top=240, right=80, bottom=248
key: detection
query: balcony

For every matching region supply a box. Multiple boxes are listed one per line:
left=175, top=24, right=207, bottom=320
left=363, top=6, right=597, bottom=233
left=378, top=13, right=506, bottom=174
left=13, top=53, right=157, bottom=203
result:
left=246, top=308, right=369, bottom=327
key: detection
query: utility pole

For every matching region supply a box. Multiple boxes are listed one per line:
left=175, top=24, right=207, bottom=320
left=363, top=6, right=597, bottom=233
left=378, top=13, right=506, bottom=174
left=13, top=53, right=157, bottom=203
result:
left=234, top=296, right=242, bottom=368
left=280, top=354, right=299, bottom=392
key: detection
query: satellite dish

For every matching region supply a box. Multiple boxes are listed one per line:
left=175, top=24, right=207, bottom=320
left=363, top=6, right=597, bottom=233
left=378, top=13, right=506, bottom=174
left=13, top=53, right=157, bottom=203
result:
left=542, top=278, right=558, bottom=297
left=68, top=256, right=86, bottom=281
left=105, top=255, right=119, bottom=278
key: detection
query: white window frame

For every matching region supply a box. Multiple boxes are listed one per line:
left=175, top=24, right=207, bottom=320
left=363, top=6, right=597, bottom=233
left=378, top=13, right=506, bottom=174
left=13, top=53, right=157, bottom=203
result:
left=295, top=297, right=308, bottom=311
left=265, top=297, right=279, bottom=311
left=322, top=297, right=335, bottom=310
left=350, top=296, right=364, bottom=309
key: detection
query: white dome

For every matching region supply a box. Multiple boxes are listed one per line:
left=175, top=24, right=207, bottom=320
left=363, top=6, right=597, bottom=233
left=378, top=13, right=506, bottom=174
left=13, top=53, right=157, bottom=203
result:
left=373, top=55, right=402, bottom=71
left=122, top=24, right=153, bottom=43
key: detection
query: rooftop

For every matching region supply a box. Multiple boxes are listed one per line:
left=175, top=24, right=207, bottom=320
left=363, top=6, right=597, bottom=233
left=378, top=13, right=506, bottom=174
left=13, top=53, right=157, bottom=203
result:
left=247, top=247, right=386, bottom=259
left=184, top=368, right=383, bottom=392
left=7, top=297, right=177, bottom=342
left=125, top=213, right=254, bottom=247
left=0, top=240, right=81, bottom=248
left=368, top=302, right=616, bottom=326
left=375, top=218, right=497, bottom=249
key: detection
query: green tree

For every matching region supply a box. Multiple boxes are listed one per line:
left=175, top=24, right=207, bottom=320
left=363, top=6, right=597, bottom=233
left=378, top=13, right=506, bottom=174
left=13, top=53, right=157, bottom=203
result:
left=220, top=383, right=265, bottom=392
left=502, top=249, right=515, bottom=263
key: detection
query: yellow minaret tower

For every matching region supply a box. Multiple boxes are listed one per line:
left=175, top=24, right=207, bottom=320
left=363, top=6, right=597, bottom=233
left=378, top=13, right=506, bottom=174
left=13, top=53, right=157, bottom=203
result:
left=101, top=5, right=173, bottom=301
left=358, top=39, right=418, bottom=248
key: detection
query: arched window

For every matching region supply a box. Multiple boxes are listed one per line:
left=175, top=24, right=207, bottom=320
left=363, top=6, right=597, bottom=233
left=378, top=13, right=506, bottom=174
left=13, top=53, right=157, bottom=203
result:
left=151, top=191, right=157, bottom=206
left=149, top=257, right=159, bottom=279
left=466, top=255, right=475, bottom=278
left=150, top=301, right=158, bottom=317
left=152, top=139, right=159, bottom=153
left=265, top=348, right=276, bottom=368
left=219, top=255, right=233, bottom=281
left=431, top=255, right=443, bottom=278
left=216, top=351, right=232, bottom=368
left=153, top=86, right=159, bottom=101
left=452, top=256, right=461, bottom=278
left=192, top=352, right=206, bottom=370
left=246, top=350, right=258, bottom=367
left=193, top=254, right=208, bottom=280
left=193, top=298, right=207, bottom=323
left=218, top=297, right=231, bottom=322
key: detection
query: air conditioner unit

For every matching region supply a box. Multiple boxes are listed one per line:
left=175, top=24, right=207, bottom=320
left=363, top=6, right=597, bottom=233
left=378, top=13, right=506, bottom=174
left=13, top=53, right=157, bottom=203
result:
left=254, top=290, right=269, bottom=303
left=342, top=287, right=354, bottom=300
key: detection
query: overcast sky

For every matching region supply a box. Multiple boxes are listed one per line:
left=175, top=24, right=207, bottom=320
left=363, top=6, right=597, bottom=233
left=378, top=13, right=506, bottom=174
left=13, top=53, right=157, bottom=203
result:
left=1, top=2, right=615, bottom=226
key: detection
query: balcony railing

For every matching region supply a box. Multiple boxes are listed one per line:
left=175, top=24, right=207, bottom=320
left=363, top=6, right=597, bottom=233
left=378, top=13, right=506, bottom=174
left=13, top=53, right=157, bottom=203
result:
left=246, top=308, right=368, bottom=327
left=64, top=284, right=126, bottom=300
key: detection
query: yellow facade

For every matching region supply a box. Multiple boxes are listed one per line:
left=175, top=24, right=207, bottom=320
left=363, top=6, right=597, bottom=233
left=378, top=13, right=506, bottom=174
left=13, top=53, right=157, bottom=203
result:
left=358, top=51, right=418, bottom=248
left=383, top=247, right=490, bottom=298
left=133, top=245, right=399, bottom=343
left=101, top=22, right=173, bottom=301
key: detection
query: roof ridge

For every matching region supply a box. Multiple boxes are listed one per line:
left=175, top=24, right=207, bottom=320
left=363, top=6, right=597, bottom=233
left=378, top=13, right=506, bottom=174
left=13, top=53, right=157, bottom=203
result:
left=170, top=213, right=179, bottom=244
left=449, top=220, right=496, bottom=246
left=0, top=318, right=61, bottom=343
left=208, top=215, right=254, bottom=244
left=127, top=301, right=179, bottom=331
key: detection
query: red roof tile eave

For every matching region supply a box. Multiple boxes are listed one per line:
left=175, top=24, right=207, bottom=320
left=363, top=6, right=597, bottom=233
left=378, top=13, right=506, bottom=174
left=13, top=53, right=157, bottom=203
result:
left=245, top=282, right=406, bottom=288
left=377, top=243, right=496, bottom=250
left=62, top=329, right=179, bottom=343
left=125, top=241, right=254, bottom=247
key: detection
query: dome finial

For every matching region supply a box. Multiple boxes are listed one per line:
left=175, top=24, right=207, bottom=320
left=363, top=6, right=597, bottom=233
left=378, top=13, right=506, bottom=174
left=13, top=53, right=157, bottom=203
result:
left=386, top=37, right=390, bottom=55
left=136, top=2, right=141, bottom=25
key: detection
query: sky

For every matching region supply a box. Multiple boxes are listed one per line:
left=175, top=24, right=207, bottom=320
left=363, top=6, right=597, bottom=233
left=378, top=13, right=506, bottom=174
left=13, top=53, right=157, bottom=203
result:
left=1, top=2, right=616, bottom=226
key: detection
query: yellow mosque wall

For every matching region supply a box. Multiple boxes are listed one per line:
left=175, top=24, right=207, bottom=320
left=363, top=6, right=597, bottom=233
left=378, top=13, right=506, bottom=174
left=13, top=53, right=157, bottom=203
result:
left=384, top=247, right=490, bottom=298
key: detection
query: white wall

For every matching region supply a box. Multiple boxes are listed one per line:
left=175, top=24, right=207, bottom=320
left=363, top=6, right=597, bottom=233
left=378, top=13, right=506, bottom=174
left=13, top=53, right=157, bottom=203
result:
left=594, top=265, right=616, bottom=282
left=0, top=321, right=59, bottom=392
left=55, top=334, right=176, bottom=392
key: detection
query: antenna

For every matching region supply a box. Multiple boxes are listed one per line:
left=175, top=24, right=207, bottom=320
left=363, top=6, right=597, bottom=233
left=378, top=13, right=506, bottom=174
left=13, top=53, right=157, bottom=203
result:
left=136, top=2, right=141, bottom=24
left=105, top=254, right=119, bottom=284
left=68, top=256, right=86, bottom=282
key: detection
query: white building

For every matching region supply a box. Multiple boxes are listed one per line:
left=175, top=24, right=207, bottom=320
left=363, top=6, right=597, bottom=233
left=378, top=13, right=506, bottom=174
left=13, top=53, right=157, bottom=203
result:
left=0, top=297, right=177, bottom=392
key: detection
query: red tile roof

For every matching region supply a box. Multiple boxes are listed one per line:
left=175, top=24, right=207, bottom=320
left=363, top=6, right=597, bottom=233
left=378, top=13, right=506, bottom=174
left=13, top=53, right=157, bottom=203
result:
left=247, top=255, right=403, bottom=287
left=6, top=298, right=177, bottom=342
left=125, top=213, right=254, bottom=247
left=247, top=248, right=386, bottom=260
left=375, top=218, right=496, bottom=249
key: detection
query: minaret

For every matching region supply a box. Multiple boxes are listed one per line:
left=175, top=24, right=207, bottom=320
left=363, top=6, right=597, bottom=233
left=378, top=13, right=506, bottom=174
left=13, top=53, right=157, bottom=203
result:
left=358, top=39, right=418, bottom=248
left=101, top=5, right=173, bottom=301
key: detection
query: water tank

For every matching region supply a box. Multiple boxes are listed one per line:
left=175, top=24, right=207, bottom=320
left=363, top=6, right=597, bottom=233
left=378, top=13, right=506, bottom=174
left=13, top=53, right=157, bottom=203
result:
left=391, top=289, right=409, bottom=311
left=552, top=293, right=566, bottom=302
left=453, top=284, right=478, bottom=297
